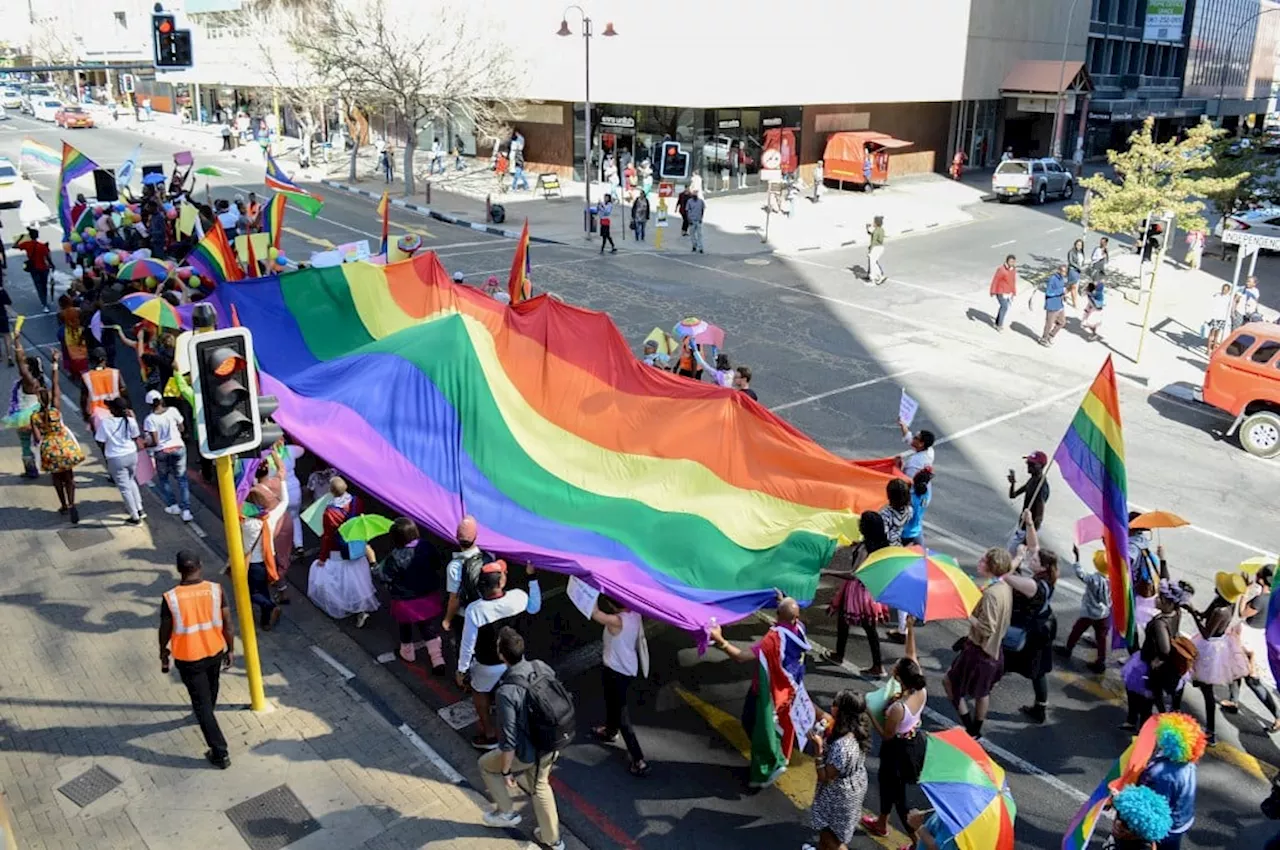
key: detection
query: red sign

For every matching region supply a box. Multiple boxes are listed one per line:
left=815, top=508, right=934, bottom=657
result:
left=658, top=182, right=674, bottom=198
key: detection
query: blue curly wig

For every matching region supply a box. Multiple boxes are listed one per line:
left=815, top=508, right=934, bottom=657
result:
left=1112, top=785, right=1173, bottom=842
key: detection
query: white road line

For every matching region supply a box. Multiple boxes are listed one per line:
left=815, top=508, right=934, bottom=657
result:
left=1128, top=501, right=1277, bottom=558
left=432, top=240, right=508, bottom=253
left=770, top=368, right=922, bottom=412
left=990, top=239, right=1017, bottom=248
left=785, top=256, right=975, bottom=303
left=934, top=380, right=1094, bottom=447
left=1046, top=226, right=1065, bottom=234
left=310, top=646, right=356, bottom=680
left=397, top=722, right=466, bottom=784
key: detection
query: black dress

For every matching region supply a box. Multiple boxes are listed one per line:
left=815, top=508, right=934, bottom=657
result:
left=1004, top=578, right=1056, bottom=682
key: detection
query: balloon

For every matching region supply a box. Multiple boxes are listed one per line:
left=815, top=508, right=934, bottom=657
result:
left=189, top=275, right=202, bottom=288
left=84, top=227, right=96, bottom=237
left=166, top=209, right=178, bottom=220
left=268, top=247, right=279, bottom=260
left=114, top=202, right=126, bottom=211
left=274, top=255, right=288, bottom=268
left=176, top=267, right=193, bottom=280
left=144, top=276, right=158, bottom=288
left=133, top=249, right=151, bottom=259
left=94, top=256, right=105, bottom=267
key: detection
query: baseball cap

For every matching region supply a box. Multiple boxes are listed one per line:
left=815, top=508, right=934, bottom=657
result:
left=1024, top=450, right=1049, bottom=466
left=145, top=390, right=162, bottom=404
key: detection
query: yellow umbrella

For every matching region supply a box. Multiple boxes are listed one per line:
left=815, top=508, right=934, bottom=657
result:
left=1239, top=555, right=1278, bottom=575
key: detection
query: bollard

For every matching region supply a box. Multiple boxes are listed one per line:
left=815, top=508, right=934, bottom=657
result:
left=425, top=181, right=432, bottom=206
left=486, top=194, right=492, bottom=223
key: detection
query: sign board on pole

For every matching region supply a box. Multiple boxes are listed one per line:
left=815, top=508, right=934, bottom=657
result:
left=658, top=182, right=674, bottom=198
left=1143, top=0, right=1185, bottom=41
left=1223, top=229, right=1280, bottom=251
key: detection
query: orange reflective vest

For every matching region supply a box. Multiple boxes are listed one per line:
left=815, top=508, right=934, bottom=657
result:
left=163, top=581, right=227, bottom=662
left=83, top=368, right=122, bottom=416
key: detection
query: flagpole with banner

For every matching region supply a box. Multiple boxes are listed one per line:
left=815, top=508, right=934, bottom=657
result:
left=377, top=190, right=390, bottom=257
left=507, top=219, right=533, bottom=304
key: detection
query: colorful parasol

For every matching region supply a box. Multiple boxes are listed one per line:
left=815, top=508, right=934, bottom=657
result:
left=337, top=514, right=394, bottom=542
left=855, top=545, right=981, bottom=622
left=1240, top=555, right=1278, bottom=574
left=142, top=172, right=168, bottom=186
left=673, top=316, right=709, bottom=338
left=117, top=258, right=173, bottom=283
left=919, top=728, right=1017, bottom=850
left=693, top=323, right=726, bottom=349
left=195, top=165, right=223, bottom=177
left=130, top=297, right=184, bottom=330
left=118, top=292, right=155, bottom=311
left=1128, top=511, right=1188, bottom=530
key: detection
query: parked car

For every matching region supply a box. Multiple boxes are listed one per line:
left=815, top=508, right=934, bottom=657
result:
left=55, top=105, right=94, bottom=129
left=701, top=135, right=755, bottom=167
left=992, top=158, right=1073, bottom=204
left=1262, top=132, right=1280, bottom=153
left=1213, top=207, right=1280, bottom=240
left=0, top=88, right=21, bottom=110
left=32, top=98, right=62, bottom=122
left=0, top=157, right=24, bottom=208
left=1195, top=323, right=1280, bottom=458
left=20, top=85, right=56, bottom=114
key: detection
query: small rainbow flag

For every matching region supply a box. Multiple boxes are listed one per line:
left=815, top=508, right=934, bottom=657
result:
left=507, top=219, right=533, bottom=304
left=377, top=190, right=390, bottom=257
left=262, top=194, right=287, bottom=250
left=57, top=142, right=99, bottom=238
left=187, top=221, right=245, bottom=284
left=20, top=137, right=60, bottom=171
left=1061, top=716, right=1158, bottom=849
left=1053, top=355, right=1136, bottom=649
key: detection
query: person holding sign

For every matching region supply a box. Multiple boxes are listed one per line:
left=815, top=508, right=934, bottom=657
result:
left=897, top=421, right=935, bottom=480
left=861, top=618, right=927, bottom=844
left=589, top=596, right=650, bottom=777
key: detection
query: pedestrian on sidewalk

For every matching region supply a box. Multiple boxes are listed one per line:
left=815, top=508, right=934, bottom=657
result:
left=866, top=216, right=886, bottom=284
left=1185, top=229, right=1205, bottom=270
left=824, top=511, right=890, bottom=676
left=589, top=596, right=650, bottom=776
left=1207, top=284, right=1233, bottom=351
left=1082, top=279, right=1106, bottom=340
left=944, top=547, right=1014, bottom=740
left=458, top=562, right=543, bottom=749
left=598, top=195, right=617, bottom=254
left=812, top=160, right=823, bottom=203
left=1090, top=236, right=1110, bottom=279
left=1067, top=238, right=1087, bottom=309
left=1003, top=516, right=1059, bottom=725
left=15, top=228, right=54, bottom=312
left=1035, top=264, right=1068, bottom=346
left=677, top=187, right=692, bottom=236
left=1233, top=275, right=1262, bottom=329
left=221, top=121, right=233, bottom=151
left=380, top=147, right=395, bottom=184
left=95, top=397, right=146, bottom=525
left=5, top=338, right=46, bottom=479
left=238, top=506, right=281, bottom=632
left=143, top=390, right=192, bottom=521
left=370, top=517, right=447, bottom=671
left=631, top=192, right=650, bottom=242
left=1057, top=545, right=1112, bottom=673
left=479, top=627, right=567, bottom=849
left=687, top=191, right=706, bottom=253
left=160, top=550, right=235, bottom=770
left=430, top=138, right=445, bottom=175
left=25, top=352, right=86, bottom=522
left=989, top=254, right=1018, bottom=331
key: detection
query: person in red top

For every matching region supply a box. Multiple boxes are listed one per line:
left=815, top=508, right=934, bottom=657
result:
left=15, top=228, right=55, bottom=312
left=989, top=253, right=1018, bottom=331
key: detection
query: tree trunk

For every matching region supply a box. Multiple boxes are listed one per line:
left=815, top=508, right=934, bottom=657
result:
left=348, top=137, right=359, bottom=183
left=402, top=140, right=416, bottom=197
left=300, top=131, right=313, bottom=167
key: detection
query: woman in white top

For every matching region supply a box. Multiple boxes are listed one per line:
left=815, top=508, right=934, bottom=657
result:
left=590, top=595, right=649, bottom=776
left=94, top=396, right=145, bottom=524
left=278, top=439, right=306, bottom=556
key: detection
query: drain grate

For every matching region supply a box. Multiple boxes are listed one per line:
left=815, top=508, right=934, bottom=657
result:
left=224, top=785, right=321, bottom=850
left=56, top=525, right=114, bottom=552
left=57, top=765, right=121, bottom=808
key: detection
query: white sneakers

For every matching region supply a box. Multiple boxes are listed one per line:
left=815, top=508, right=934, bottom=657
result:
left=164, top=505, right=181, bottom=515
left=482, top=810, right=521, bottom=828
left=181, top=509, right=193, bottom=522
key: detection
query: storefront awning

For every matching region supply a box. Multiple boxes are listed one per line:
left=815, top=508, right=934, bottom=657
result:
left=871, top=138, right=914, bottom=149
left=1001, top=60, right=1090, bottom=96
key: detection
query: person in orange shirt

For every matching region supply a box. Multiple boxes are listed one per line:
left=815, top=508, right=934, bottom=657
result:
left=159, top=551, right=235, bottom=769
left=81, top=347, right=127, bottom=432
left=246, top=192, right=262, bottom=232
left=989, top=254, right=1018, bottom=331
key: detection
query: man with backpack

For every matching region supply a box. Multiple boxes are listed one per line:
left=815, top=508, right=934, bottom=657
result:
left=441, top=515, right=495, bottom=633
left=457, top=562, right=543, bottom=749
left=479, top=627, right=568, bottom=850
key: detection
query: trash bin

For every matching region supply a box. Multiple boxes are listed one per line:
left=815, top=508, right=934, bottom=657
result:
left=490, top=203, right=506, bottom=224
left=584, top=206, right=597, bottom=234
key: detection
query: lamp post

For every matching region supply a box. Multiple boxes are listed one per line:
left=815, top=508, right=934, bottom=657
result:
left=558, top=6, right=617, bottom=222
left=1214, top=6, right=1280, bottom=127
left=1049, top=0, right=1084, bottom=160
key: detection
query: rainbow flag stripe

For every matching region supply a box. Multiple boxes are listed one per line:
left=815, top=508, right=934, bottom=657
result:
left=1053, top=356, right=1136, bottom=648
left=57, top=142, right=99, bottom=237
left=187, top=221, right=244, bottom=284
left=208, top=254, right=900, bottom=631
left=262, top=194, right=287, bottom=250
left=1061, top=716, right=1158, bottom=849
left=20, top=137, right=60, bottom=171
left=508, top=219, right=532, bottom=304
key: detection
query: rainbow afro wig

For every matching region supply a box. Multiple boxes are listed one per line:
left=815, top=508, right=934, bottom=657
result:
left=1154, top=712, right=1207, bottom=764
left=1112, top=785, right=1173, bottom=841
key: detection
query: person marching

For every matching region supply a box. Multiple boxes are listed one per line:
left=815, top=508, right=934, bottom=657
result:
left=1057, top=545, right=1113, bottom=673
left=824, top=511, right=891, bottom=677
left=1186, top=571, right=1252, bottom=746
left=944, top=547, right=1014, bottom=740
left=5, top=337, right=46, bottom=479
left=81, top=346, right=126, bottom=434
left=370, top=517, right=447, bottom=671
left=1222, top=565, right=1280, bottom=731
left=804, top=690, right=870, bottom=850
left=1002, top=514, right=1060, bottom=724
left=589, top=596, right=650, bottom=777
left=862, top=619, right=928, bottom=844
left=159, top=551, right=235, bottom=769
left=25, top=349, right=86, bottom=521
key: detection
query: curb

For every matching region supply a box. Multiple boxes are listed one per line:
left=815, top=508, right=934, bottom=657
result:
left=321, top=180, right=568, bottom=245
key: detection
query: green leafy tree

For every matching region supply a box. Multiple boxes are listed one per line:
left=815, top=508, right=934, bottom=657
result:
left=1065, top=117, right=1244, bottom=237
left=1200, top=140, right=1280, bottom=217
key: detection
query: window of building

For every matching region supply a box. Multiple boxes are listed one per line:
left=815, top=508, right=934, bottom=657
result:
left=1109, top=41, right=1122, bottom=74
left=1125, top=42, right=1139, bottom=75
left=1144, top=42, right=1158, bottom=75
left=1097, top=0, right=1111, bottom=24
left=114, top=11, right=127, bottom=28
left=1116, top=0, right=1129, bottom=26
left=1088, top=37, right=1105, bottom=73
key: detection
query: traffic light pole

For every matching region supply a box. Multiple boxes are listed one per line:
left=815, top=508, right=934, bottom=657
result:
left=215, top=453, right=268, bottom=712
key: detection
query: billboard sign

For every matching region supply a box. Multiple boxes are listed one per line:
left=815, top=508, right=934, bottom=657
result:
left=1144, top=0, right=1185, bottom=42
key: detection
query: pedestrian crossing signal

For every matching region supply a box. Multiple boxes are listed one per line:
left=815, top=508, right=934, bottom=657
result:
left=659, top=142, right=690, bottom=180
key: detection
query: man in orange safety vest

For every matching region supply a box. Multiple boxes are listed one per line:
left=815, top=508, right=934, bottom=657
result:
left=82, top=347, right=127, bottom=433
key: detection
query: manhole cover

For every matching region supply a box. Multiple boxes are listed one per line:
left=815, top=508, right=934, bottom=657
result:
left=225, top=785, right=321, bottom=850
left=57, top=525, right=114, bottom=552
left=57, top=765, right=121, bottom=808
left=744, top=258, right=770, bottom=266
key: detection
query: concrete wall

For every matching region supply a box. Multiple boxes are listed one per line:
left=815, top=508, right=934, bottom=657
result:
left=962, top=0, right=1091, bottom=100
left=801, top=101, right=952, bottom=180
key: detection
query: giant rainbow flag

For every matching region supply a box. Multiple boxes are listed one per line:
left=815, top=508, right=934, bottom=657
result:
left=209, top=253, right=899, bottom=631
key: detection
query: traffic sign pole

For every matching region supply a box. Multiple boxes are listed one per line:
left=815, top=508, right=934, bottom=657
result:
left=215, top=454, right=268, bottom=712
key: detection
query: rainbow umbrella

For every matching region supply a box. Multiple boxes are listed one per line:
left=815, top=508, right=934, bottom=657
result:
left=117, top=258, right=173, bottom=282
left=673, top=316, right=709, bottom=338
left=854, top=545, right=981, bottom=622
left=118, top=292, right=155, bottom=311
left=130, top=296, right=184, bottom=330
left=919, top=728, right=1017, bottom=850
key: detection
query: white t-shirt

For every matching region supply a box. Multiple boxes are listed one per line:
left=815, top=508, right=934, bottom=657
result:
left=602, top=610, right=644, bottom=677
left=94, top=414, right=140, bottom=459
left=217, top=210, right=239, bottom=231
left=144, top=407, right=185, bottom=451
left=241, top=516, right=265, bottom=563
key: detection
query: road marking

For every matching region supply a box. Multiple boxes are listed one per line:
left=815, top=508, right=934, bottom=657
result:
left=784, top=256, right=976, bottom=303
left=1046, top=226, right=1065, bottom=234
left=991, top=239, right=1017, bottom=248
left=770, top=368, right=922, bottom=412
left=675, top=686, right=907, bottom=848
left=549, top=777, right=644, bottom=850
left=398, top=722, right=465, bottom=784
left=310, top=646, right=356, bottom=680
left=433, top=245, right=518, bottom=260
left=431, top=240, right=505, bottom=252
left=933, top=380, right=1094, bottom=447
left=1128, top=501, right=1278, bottom=558
left=282, top=226, right=334, bottom=249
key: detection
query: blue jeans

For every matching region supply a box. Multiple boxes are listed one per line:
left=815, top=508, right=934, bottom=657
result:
left=248, top=562, right=277, bottom=627
left=153, top=447, right=190, bottom=512
left=511, top=167, right=529, bottom=190
left=995, top=294, right=1012, bottom=328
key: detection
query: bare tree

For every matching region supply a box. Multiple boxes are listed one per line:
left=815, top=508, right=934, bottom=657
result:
left=28, top=16, right=80, bottom=89
left=298, top=0, right=523, bottom=195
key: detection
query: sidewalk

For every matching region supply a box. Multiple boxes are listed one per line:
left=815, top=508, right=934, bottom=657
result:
left=0, top=425, right=553, bottom=850
left=81, top=105, right=290, bottom=167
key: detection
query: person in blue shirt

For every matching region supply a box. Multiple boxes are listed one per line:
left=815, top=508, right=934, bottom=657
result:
left=900, top=469, right=933, bottom=546
left=1037, top=263, right=1068, bottom=346
left=1139, top=712, right=1204, bottom=850
left=906, top=808, right=956, bottom=850
left=1082, top=279, right=1106, bottom=340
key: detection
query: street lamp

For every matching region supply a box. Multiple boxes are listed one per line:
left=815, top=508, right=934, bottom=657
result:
left=557, top=6, right=616, bottom=217
left=1214, top=6, right=1280, bottom=127
left=1049, top=0, right=1084, bottom=160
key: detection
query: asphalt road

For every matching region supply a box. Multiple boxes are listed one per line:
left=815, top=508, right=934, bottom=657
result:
left=3, top=113, right=1279, bottom=850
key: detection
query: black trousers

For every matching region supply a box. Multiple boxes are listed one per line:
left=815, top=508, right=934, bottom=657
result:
left=599, top=223, right=615, bottom=252
left=835, top=617, right=883, bottom=670
left=602, top=666, right=645, bottom=763
left=177, top=651, right=228, bottom=758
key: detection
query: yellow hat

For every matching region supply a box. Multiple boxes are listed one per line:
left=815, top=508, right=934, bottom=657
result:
left=1092, top=550, right=1109, bottom=574
left=1215, top=571, right=1248, bottom=603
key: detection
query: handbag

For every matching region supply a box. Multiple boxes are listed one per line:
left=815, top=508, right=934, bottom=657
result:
left=1002, top=626, right=1028, bottom=653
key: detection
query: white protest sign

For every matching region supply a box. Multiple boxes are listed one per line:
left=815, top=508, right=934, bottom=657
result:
left=566, top=575, right=600, bottom=619
left=790, top=683, right=817, bottom=740
left=898, top=389, right=920, bottom=428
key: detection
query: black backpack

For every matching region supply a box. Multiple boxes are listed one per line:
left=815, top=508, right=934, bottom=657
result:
left=508, top=663, right=576, bottom=754
left=457, top=550, right=496, bottom=607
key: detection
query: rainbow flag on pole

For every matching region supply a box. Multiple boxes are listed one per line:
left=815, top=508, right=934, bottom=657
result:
left=262, top=193, right=287, bottom=250
left=186, top=221, right=245, bottom=284
left=20, top=137, right=60, bottom=171
left=1053, top=355, right=1136, bottom=649
left=377, top=190, right=390, bottom=257
left=264, top=152, right=324, bottom=218
left=507, top=219, right=533, bottom=304
left=57, top=142, right=99, bottom=238
left=1061, top=716, right=1159, bottom=849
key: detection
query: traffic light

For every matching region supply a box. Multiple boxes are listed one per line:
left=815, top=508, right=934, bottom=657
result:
left=121, top=73, right=135, bottom=93
left=659, top=142, right=690, bottom=180
left=189, top=328, right=279, bottom=459
left=153, top=13, right=193, bottom=68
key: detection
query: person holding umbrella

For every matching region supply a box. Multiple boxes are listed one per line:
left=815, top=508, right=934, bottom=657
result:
left=913, top=726, right=1017, bottom=850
